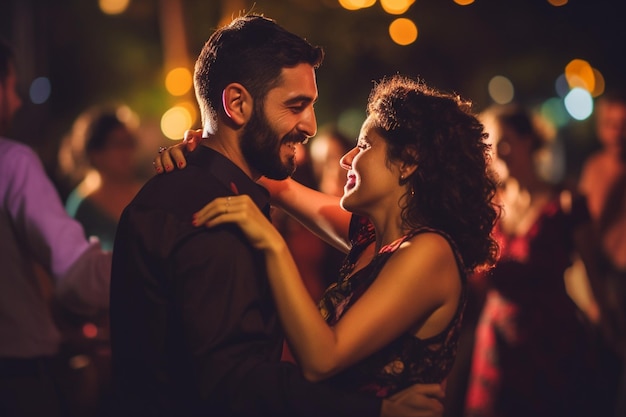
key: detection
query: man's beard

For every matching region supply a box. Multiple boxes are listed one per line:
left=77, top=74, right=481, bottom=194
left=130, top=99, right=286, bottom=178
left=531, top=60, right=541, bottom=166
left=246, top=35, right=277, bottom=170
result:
left=241, top=106, right=306, bottom=180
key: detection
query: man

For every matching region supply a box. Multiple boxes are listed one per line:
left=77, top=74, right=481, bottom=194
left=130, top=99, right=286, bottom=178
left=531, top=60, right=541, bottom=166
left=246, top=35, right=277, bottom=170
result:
left=0, top=38, right=111, bottom=417
left=111, top=14, right=442, bottom=417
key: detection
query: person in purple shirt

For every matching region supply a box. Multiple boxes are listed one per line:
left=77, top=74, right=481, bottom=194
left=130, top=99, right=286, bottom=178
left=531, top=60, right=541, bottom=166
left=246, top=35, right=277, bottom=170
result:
left=0, top=38, right=111, bottom=417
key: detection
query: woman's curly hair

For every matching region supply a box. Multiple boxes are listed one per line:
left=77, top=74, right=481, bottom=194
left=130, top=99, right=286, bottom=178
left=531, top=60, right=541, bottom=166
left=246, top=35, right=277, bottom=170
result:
left=367, top=75, right=500, bottom=272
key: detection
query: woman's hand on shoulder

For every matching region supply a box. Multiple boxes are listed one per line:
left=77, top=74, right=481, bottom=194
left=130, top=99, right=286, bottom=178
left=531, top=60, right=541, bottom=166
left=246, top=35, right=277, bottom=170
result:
left=153, top=129, right=202, bottom=173
left=192, top=195, right=285, bottom=253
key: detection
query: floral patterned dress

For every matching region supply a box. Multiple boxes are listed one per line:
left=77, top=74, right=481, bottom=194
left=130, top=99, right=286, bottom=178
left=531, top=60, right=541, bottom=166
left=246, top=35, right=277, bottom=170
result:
left=318, top=215, right=468, bottom=398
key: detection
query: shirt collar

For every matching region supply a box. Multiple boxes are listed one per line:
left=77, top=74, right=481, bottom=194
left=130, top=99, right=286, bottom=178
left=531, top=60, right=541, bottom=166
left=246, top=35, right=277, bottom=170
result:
left=189, top=146, right=271, bottom=216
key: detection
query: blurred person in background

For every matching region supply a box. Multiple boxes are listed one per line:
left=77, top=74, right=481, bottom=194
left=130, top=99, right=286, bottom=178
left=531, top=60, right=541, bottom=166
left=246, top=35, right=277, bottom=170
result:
left=578, top=90, right=626, bottom=417
left=58, top=105, right=145, bottom=251
left=307, top=124, right=355, bottom=288
left=309, top=124, right=354, bottom=198
left=0, top=37, right=111, bottom=417
left=464, top=103, right=604, bottom=417
left=56, top=106, right=146, bottom=417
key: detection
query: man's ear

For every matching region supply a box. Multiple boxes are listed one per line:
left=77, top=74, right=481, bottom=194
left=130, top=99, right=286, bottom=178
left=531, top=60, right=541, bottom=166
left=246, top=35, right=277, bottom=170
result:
left=222, top=83, right=252, bottom=127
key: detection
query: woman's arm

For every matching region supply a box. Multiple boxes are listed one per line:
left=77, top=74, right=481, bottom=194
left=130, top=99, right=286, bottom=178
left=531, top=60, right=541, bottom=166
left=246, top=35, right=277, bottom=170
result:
left=154, top=130, right=352, bottom=252
left=195, top=195, right=462, bottom=382
left=259, top=176, right=351, bottom=252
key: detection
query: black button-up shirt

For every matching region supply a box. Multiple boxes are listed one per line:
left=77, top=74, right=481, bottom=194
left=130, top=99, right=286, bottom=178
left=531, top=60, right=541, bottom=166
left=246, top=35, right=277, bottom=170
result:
left=110, top=146, right=381, bottom=417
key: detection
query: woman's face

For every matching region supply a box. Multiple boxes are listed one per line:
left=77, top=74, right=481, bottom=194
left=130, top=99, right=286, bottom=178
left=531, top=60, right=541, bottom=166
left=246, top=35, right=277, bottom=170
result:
left=339, top=116, right=402, bottom=215
left=90, top=126, right=138, bottom=179
left=494, top=123, right=534, bottom=179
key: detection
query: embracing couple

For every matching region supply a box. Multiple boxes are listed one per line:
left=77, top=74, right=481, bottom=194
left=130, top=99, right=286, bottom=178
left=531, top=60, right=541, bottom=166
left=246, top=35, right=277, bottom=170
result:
left=110, top=13, right=499, bottom=417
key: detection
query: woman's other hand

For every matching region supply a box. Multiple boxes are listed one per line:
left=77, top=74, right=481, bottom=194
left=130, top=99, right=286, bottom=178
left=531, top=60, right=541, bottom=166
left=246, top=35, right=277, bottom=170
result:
left=153, top=129, right=202, bottom=173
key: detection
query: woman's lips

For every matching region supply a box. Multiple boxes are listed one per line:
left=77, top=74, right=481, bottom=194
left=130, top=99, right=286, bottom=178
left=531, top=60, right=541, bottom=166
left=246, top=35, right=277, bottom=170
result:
left=345, top=173, right=356, bottom=190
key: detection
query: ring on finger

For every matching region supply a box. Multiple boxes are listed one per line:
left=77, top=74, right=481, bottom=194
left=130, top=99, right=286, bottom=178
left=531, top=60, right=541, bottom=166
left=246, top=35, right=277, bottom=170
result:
left=158, top=146, right=167, bottom=153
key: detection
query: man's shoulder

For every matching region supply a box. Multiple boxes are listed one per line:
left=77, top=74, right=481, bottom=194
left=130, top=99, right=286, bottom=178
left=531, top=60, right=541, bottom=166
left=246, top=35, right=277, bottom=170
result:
left=136, top=165, right=224, bottom=200
left=124, top=165, right=229, bottom=224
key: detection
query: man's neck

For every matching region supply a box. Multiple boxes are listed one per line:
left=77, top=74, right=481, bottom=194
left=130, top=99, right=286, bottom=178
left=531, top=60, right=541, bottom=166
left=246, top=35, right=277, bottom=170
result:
left=201, top=137, right=261, bottom=181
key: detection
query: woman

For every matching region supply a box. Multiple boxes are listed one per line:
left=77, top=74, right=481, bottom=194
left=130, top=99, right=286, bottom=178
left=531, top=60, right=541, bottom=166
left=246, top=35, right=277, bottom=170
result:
left=58, top=106, right=144, bottom=250
left=164, top=75, right=499, bottom=397
left=464, top=103, right=602, bottom=417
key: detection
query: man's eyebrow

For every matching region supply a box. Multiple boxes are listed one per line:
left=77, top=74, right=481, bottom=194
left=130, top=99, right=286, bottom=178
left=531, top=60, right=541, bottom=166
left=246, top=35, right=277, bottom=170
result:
left=284, top=95, right=317, bottom=106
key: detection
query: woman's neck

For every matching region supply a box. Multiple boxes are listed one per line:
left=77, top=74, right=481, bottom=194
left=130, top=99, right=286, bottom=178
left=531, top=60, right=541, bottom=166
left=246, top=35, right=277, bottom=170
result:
left=370, top=210, right=408, bottom=253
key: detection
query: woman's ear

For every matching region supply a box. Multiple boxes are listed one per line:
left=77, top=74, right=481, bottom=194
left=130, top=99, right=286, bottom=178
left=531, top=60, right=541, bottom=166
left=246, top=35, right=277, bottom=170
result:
left=399, top=147, right=419, bottom=179
left=400, top=162, right=418, bottom=180
left=222, top=83, right=252, bottom=126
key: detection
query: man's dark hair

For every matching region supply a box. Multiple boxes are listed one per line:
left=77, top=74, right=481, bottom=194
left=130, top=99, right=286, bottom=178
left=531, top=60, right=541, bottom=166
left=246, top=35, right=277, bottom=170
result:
left=194, top=14, right=324, bottom=133
left=0, top=37, right=15, bottom=87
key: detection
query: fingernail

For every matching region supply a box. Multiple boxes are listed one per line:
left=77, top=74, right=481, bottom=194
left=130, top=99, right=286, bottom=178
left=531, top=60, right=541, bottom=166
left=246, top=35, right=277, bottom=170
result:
left=178, top=161, right=184, bottom=168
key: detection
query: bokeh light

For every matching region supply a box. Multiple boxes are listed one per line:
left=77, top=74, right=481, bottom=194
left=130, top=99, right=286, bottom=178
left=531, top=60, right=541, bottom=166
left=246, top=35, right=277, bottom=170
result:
left=565, top=58, right=595, bottom=93
left=82, top=322, right=98, bottom=339
left=380, top=0, right=415, bottom=15
left=547, top=0, right=568, bottom=6
left=487, top=75, right=514, bottom=105
left=389, top=18, right=418, bottom=45
left=554, top=74, right=570, bottom=98
left=98, top=0, right=130, bottom=15
left=590, top=67, right=605, bottom=97
left=161, top=105, right=194, bottom=140
left=564, top=87, right=593, bottom=121
left=338, top=0, right=376, bottom=11
left=540, top=97, right=570, bottom=128
left=29, top=76, right=51, bottom=104
left=165, top=67, right=193, bottom=96
left=453, top=0, right=475, bottom=5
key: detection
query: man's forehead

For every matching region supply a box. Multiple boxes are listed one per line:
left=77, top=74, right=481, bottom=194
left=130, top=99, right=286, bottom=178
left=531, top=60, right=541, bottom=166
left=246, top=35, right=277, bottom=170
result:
left=270, top=63, right=318, bottom=101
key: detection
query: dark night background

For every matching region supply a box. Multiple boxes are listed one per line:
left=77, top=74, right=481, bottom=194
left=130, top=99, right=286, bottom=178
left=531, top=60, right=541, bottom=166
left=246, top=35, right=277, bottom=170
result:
left=1, top=0, right=625, bottom=192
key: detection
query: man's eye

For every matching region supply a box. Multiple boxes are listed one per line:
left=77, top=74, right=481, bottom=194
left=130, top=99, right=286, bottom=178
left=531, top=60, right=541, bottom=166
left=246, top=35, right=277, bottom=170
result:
left=289, top=104, right=306, bottom=113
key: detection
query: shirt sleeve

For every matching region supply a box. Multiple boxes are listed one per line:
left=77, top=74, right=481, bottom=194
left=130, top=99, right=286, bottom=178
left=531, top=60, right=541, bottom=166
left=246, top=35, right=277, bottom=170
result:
left=1, top=143, right=110, bottom=313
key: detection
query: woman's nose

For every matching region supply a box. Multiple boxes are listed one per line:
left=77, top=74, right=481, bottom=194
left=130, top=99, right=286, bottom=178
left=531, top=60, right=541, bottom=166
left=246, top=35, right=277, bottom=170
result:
left=339, top=147, right=357, bottom=170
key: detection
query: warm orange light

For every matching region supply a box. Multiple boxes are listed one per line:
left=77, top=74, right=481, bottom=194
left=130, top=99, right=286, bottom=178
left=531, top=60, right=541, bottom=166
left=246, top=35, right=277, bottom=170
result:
left=380, top=0, right=415, bottom=15
left=565, top=58, right=595, bottom=93
left=547, top=0, right=568, bottom=6
left=453, top=0, right=475, bottom=5
left=98, top=0, right=130, bottom=15
left=338, top=0, right=377, bottom=10
left=161, top=105, right=195, bottom=140
left=165, top=67, right=193, bottom=96
left=590, top=68, right=605, bottom=97
left=389, top=18, right=418, bottom=45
